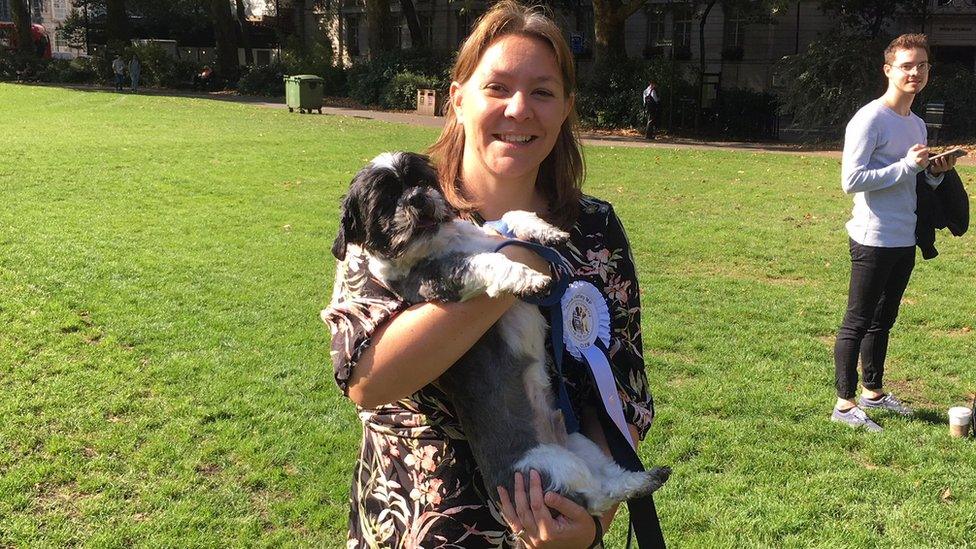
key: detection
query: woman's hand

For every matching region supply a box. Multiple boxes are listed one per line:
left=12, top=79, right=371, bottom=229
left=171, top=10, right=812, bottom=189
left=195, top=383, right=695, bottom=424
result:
left=497, top=470, right=597, bottom=548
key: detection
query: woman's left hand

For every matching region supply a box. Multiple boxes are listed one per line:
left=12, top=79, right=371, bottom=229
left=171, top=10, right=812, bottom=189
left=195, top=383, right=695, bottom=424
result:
left=497, top=470, right=597, bottom=548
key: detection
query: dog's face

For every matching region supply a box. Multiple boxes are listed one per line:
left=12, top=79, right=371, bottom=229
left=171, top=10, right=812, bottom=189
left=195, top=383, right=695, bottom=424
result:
left=332, top=152, right=452, bottom=261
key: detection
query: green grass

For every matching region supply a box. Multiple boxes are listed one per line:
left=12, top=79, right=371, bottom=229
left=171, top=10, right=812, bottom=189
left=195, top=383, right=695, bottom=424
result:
left=1, top=83, right=975, bottom=548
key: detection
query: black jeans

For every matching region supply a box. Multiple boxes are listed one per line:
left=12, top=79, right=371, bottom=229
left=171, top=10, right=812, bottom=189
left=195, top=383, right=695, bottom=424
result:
left=834, top=239, right=916, bottom=399
left=644, top=103, right=660, bottom=138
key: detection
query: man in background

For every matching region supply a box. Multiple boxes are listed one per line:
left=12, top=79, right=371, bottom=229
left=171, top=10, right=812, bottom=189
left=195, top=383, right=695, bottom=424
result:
left=831, top=34, right=958, bottom=432
left=642, top=80, right=660, bottom=140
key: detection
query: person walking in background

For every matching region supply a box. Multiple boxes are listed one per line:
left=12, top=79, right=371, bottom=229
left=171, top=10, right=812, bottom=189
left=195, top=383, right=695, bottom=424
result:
left=129, top=55, right=141, bottom=93
left=831, top=34, right=958, bottom=432
left=111, top=55, right=125, bottom=92
left=642, top=80, right=661, bottom=139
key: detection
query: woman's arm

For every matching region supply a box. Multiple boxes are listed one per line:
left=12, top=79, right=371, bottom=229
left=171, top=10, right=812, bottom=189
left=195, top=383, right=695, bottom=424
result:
left=347, top=245, right=550, bottom=408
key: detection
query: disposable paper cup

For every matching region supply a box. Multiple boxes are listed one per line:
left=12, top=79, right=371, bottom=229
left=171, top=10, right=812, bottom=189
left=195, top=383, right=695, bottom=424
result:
left=948, top=406, right=972, bottom=438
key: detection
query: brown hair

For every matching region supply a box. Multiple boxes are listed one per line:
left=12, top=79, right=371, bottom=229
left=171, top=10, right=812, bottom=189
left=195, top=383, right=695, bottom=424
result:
left=884, top=33, right=930, bottom=65
left=426, top=0, right=583, bottom=229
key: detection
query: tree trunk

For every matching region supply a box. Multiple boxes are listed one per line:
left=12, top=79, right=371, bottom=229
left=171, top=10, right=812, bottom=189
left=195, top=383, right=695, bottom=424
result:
left=236, top=0, right=253, bottom=65
left=696, top=0, right=717, bottom=131
left=211, top=0, right=240, bottom=81
left=365, top=0, right=396, bottom=58
left=105, top=0, right=129, bottom=51
left=8, top=0, right=33, bottom=56
left=293, top=0, right=308, bottom=52
left=591, top=0, right=648, bottom=66
left=400, top=0, right=424, bottom=48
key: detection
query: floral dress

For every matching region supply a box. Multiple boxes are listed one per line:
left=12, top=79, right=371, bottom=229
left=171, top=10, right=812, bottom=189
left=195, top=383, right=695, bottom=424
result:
left=323, top=195, right=655, bottom=549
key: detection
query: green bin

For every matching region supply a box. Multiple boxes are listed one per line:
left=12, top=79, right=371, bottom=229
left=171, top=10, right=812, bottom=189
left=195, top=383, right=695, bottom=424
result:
left=284, top=74, right=325, bottom=114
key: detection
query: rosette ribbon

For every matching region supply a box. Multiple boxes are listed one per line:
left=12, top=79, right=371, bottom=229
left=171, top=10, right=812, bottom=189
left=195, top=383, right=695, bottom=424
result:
left=493, top=238, right=665, bottom=549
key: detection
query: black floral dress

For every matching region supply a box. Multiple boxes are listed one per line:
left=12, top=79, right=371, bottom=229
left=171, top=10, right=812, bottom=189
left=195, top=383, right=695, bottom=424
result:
left=323, top=196, right=655, bottom=548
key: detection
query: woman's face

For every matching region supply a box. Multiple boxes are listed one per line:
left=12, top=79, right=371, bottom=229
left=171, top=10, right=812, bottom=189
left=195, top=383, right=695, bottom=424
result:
left=451, top=34, right=572, bottom=188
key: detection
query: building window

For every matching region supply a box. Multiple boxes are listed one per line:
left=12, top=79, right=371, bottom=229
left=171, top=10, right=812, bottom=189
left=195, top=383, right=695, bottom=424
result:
left=722, top=7, right=746, bottom=60
left=644, top=6, right=666, bottom=58
left=724, top=9, right=746, bottom=48
left=646, top=7, right=666, bottom=46
left=419, top=12, right=433, bottom=47
left=345, top=16, right=360, bottom=56
left=0, top=0, right=10, bottom=22
left=673, top=5, right=692, bottom=49
left=52, top=0, right=67, bottom=20
left=393, top=15, right=403, bottom=49
left=672, top=4, right=692, bottom=59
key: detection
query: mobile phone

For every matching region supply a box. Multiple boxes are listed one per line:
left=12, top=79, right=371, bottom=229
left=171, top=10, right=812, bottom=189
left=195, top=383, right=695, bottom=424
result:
left=929, top=147, right=968, bottom=163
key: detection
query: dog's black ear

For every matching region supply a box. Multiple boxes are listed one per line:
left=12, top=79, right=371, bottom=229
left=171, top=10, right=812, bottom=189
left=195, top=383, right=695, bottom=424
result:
left=405, top=153, right=438, bottom=187
left=331, top=194, right=361, bottom=261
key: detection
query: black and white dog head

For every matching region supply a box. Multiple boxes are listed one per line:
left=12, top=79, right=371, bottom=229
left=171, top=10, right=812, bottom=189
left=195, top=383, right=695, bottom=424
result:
left=332, top=152, right=453, bottom=261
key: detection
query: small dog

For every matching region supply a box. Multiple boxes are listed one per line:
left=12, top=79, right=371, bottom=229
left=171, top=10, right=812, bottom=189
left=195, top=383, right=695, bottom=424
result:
left=330, top=152, right=669, bottom=516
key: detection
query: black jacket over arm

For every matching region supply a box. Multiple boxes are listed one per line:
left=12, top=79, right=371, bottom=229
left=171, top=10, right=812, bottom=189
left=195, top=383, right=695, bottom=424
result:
left=915, top=168, right=969, bottom=260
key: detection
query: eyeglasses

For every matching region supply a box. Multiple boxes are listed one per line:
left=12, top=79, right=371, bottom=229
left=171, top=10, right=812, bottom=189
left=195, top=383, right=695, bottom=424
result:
left=889, top=62, right=932, bottom=74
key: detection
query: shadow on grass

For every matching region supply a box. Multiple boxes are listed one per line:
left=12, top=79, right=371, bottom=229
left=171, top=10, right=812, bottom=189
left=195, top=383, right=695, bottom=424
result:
left=20, top=81, right=285, bottom=106
left=912, top=407, right=949, bottom=426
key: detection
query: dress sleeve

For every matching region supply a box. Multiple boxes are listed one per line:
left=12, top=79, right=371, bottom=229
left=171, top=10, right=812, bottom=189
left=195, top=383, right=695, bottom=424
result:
left=602, top=206, right=655, bottom=440
left=321, top=247, right=409, bottom=396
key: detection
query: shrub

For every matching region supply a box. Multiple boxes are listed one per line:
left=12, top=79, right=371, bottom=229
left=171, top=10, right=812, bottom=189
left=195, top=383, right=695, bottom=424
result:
left=128, top=43, right=171, bottom=87
left=913, top=64, right=976, bottom=141
left=381, top=71, right=443, bottom=110
left=238, top=63, right=286, bottom=96
left=347, top=48, right=452, bottom=107
left=774, top=33, right=888, bottom=134
left=577, top=58, right=683, bottom=129
left=36, top=57, right=100, bottom=83
left=713, top=88, right=780, bottom=141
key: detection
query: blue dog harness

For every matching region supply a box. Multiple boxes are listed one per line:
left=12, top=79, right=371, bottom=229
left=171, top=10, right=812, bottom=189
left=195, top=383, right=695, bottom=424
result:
left=490, top=235, right=666, bottom=549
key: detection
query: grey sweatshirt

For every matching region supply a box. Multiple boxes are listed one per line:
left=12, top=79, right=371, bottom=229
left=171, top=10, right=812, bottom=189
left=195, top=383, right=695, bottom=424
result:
left=841, top=99, right=942, bottom=247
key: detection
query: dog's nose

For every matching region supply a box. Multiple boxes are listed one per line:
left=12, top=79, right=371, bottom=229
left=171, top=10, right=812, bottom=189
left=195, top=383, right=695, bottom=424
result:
left=407, top=190, right=427, bottom=208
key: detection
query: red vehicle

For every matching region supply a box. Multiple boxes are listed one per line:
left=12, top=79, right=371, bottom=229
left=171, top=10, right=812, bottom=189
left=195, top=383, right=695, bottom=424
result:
left=0, top=22, right=52, bottom=59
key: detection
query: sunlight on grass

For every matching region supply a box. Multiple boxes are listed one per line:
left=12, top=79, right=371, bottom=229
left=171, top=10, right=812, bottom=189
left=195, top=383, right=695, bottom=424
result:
left=2, top=83, right=975, bottom=547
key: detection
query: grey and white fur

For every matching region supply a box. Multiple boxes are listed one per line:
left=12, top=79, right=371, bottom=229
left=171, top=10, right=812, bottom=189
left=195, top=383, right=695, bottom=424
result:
left=328, top=151, right=670, bottom=516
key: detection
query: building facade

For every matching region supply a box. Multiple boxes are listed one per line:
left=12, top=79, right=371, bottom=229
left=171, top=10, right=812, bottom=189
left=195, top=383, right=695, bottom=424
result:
left=0, top=0, right=75, bottom=57
left=329, top=0, right=976, bottom=92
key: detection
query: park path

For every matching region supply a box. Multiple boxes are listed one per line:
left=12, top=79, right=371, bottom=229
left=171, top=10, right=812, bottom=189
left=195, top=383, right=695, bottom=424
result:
left=28, top=82, right=974, bottom=165
left=276, top=101, right=976, bottom=166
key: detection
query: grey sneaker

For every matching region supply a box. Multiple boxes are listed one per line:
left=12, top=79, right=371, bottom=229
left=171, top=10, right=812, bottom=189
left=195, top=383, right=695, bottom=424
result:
left=831, top=406, right=883, bottom=432
left=857, top=393, right=913, bottom=416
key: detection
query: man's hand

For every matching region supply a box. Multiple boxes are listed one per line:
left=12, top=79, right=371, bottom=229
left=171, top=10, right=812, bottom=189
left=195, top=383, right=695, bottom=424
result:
left=907, top=144, right=930, bottom=170
left=928, top=152, right=958, bottom=175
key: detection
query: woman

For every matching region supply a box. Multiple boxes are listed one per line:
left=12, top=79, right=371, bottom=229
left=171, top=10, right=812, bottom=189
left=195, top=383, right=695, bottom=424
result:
left=323, top=2, right=655, bottom=546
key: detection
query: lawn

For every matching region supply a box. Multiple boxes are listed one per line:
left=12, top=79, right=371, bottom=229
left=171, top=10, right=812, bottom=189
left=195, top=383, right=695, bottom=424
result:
left=1, top=83, right=975, bottom=548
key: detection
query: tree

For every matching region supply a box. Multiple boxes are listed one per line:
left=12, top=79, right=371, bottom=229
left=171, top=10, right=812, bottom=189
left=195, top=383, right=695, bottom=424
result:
left=8, top=0, right=34, bottom=56
left=400, top=0, right=425, bottom=48
left=591, top=0, right=648, bottom=65
left=210, top=0, right=240, bottom=80
left=105, top=0, right=130, bottom=51
left=59, top=9, right=90, bottom=51
left=236, top=0, right=253, bottom=65
left=365, top=0, right=396, bottom=57
left=818, top=0, right=920, bottom=38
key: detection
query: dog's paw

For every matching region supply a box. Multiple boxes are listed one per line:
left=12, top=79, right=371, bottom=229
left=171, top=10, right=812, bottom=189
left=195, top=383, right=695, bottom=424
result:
left=642, top=466, right=671, bottom=494
left=501, top=211, right=569, bottom=246
left=535, top=227, right=570, bottom=247
left=515, top=271, right=552, bottom=298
